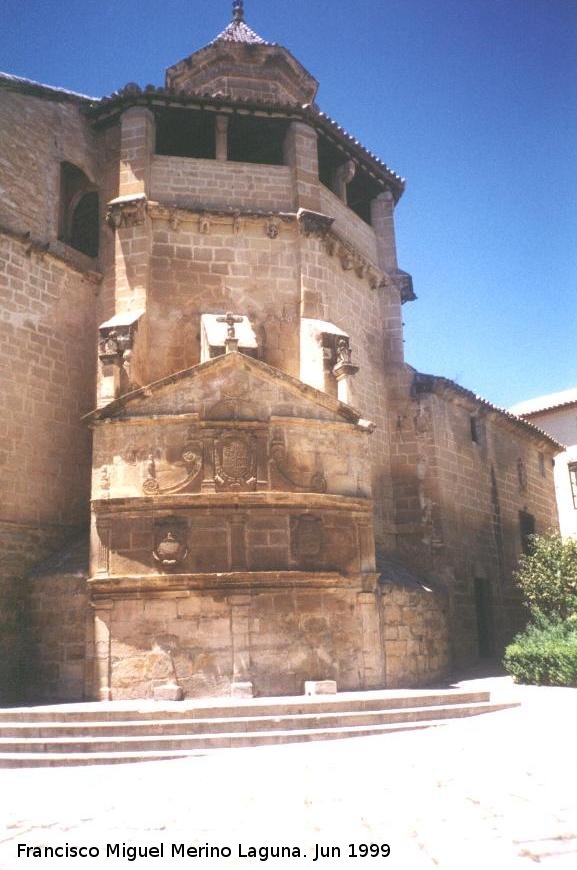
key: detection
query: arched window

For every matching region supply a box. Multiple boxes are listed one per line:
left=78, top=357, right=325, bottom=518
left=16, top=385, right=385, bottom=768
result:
left=59, top=162, right=99, bottom=257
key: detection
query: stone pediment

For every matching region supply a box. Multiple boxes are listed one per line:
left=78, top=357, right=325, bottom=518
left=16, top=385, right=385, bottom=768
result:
left=86, top=352, right=367, bottom=427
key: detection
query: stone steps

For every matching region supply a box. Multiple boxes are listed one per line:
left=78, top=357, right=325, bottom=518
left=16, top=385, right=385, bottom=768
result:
left=0, top=691, right=518, bottom=767
left=0, top=690, right=490, bottom=722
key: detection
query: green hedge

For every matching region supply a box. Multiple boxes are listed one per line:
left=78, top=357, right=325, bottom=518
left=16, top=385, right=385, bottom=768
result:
left=503, top=619, right=577, bottom=687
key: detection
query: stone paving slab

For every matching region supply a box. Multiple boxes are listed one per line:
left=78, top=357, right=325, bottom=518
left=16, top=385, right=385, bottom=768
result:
left=0, top=676, right=575, bottom=870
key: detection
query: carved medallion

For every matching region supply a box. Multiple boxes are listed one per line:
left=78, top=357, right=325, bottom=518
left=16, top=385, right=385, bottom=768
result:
left=291, top=515, right=324, bottom=560
left=153, top=524, right=188, bottom=566
left=215, top=433, right=257, bottom=491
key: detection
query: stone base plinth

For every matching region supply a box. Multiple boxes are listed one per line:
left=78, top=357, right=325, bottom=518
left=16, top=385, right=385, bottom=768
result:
left=304, top=680, right=337, bottom=696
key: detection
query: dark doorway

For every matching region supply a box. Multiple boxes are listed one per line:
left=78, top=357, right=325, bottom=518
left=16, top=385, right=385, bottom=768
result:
left=474, top=577, right=494, bottom=657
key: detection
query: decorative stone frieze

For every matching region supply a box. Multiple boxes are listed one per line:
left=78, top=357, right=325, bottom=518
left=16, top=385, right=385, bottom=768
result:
left=145, top=201, right=387, bottom=290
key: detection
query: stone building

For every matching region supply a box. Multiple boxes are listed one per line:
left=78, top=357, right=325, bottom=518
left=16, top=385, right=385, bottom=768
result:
left=511, top=389, right=577, bottom=540
left=0, top=3, right=560, bottom=703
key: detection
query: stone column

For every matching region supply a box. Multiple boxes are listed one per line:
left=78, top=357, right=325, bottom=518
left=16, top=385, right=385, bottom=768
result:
left=215, top=114, right=229, bottom=161
left=333, top=339, right=360, bottom=406
left=229, top=594, right=253, bottom=697
left=119, top=107, right=155, bottom=197
left=283, top=121, right=321, bottom=212
left=370, top=189, right=398, bottom=273
left=371, top=189, right=405, bottom=368
left=334, top=159, right=356, bottom=204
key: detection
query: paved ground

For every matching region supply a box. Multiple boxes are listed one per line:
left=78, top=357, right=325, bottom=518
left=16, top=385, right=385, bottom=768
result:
left=1, top=673, right=576, bottom=870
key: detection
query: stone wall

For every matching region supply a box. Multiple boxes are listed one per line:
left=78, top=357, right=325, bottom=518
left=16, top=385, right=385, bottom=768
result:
left=319, top=184, right=378, bottom=266
left=401, top=387, right=560, bottom=664
left=26, top=540, right=89, bottom=703
left=380, top=581, right=450, bottom=688
left=0, top=89, right=98, bottom=698
left=146, top=214, right=301, bottom=381
left=150, top=157, right=295, bottom=212
left=0, top=235, right=96, bottom=529
left=87, top=583, right=384, bottom=700
left=0, top=88, right=99, bottom=240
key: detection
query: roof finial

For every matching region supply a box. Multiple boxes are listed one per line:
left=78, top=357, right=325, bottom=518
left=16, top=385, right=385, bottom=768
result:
left=232, top=1, right=244, bottom=22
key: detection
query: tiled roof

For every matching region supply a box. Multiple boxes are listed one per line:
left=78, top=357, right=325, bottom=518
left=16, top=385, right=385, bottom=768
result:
left=413, top=372, right=564, bottom=449
left=0, top=70, right=95, bottom=102
left=509, top=387, right=577, bottom=418
left=209, top=18, right=271, bottom=46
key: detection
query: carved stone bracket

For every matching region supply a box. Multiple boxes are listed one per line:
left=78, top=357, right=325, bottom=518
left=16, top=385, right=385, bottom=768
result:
left=265, top=220, right=280, bottom=239
left=269, top=437, right=327, bottom=493
left=297, top=208, right=334, bottom=239
left=98, top=311, right=143, bottom=367
left=320, top=234, right=382, bottom=289
left=105, top=193, right=147, bottom=229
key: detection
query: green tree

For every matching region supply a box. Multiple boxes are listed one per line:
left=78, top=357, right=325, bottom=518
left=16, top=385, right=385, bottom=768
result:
left=514, top=532, right=577, bottom=621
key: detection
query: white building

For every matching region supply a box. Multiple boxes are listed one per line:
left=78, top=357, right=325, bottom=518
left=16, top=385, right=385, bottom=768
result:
left=511, top=388, right=577, bottom=539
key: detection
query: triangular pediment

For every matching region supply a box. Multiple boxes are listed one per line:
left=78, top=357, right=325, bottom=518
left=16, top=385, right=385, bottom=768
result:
left=86, top=353, right=362, bottom=426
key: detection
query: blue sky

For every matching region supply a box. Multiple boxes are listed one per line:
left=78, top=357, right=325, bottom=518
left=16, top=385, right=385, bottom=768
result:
left=2, top=0, right=575, bottom=408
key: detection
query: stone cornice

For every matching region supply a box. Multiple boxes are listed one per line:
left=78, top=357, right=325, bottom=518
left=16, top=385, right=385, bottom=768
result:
left=92, top=492, right=373, bottom=513
left=0, top=223, right=102, bottom=285
left=88, top=570, right=358, bottom=596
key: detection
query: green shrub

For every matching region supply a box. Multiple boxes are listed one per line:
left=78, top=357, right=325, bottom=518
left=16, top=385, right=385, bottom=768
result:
left=514, top=532, right=577, bottom=620
left=503, top=619, right=577, bottom=686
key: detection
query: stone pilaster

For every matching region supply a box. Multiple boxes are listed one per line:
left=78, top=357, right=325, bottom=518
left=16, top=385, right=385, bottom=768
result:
left=357, top=591, right=385, bottom=689
left=86, top=600, right=113, bottom=701
left=284, top=121, right=321, bottom=212
left=230, top=593, right=253, bottom=696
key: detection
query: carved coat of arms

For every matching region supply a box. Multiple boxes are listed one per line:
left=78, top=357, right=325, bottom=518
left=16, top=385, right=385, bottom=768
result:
left=215, top=432, right=257, bottom=491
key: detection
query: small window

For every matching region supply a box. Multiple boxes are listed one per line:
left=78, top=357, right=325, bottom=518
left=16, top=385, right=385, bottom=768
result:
left=569, top=463, right=577, bottom=509
left=538, top=452, right=545, bottom=478
left=519, top=511, right=535, bottom=554
left=470, top=417, right=479, bottom=443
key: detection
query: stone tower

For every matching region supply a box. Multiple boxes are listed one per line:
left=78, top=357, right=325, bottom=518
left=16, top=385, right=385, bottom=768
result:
left=0, top=2, right=560, bottom=703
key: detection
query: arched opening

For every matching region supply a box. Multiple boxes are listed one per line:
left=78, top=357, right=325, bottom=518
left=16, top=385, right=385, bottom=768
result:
left=59, top=162, right=99, bottom=257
